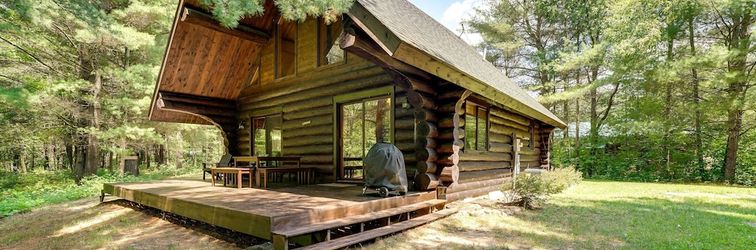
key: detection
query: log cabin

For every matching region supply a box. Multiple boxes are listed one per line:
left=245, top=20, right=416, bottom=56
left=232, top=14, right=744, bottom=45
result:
left=149, top=0, right=566, bottom=199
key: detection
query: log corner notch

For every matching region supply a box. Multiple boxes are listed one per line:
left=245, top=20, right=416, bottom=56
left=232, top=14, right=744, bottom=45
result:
left=156, top=91, right=239, bottom=155
left=341, top=15, right=455, bottom=191
left=539, top=125, right=555, bottom=170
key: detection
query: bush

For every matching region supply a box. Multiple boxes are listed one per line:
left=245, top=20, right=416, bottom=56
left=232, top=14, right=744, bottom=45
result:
left=506, top=166, right=582, bottom=209
left=0, top=165, right=195, bottom=218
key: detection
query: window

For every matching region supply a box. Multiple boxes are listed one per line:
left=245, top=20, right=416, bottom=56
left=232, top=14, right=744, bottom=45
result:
left=317, top=18, right=345, bottom=66
left=337, top=90, right=393, bottom=180
left=465, top=102, right=488, bottom=151
left=276, top=19, right=296, bottom=78
left=252, top=115, right=282, bottom=156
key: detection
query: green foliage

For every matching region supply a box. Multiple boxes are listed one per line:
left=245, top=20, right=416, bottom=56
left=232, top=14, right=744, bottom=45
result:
left=474, top=0, right=755, bottom=185
left=509, top=166, right=583, bottom=209
left=198, top=0, right=354, bottom=28
left=0, top=165, right=194, bottom=218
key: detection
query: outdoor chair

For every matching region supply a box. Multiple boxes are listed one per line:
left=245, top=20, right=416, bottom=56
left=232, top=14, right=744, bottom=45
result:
left=203, top=154, right=233, bottom=181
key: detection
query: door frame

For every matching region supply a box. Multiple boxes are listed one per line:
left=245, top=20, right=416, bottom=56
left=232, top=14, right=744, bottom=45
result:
left=332, top=86, right=395, bottom=180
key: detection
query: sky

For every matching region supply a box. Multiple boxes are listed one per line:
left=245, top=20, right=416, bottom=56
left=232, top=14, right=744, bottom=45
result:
left=408, top=0, right=485, bottom=45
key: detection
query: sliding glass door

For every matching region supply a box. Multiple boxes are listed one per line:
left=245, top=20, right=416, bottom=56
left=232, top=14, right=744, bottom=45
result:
left=338, top=96, right=392, bottom=180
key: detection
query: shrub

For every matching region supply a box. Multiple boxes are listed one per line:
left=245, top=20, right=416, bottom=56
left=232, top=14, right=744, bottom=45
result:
left=506, top=166, right=582, bottom=209
left=0, top=165, right=195, bottom=218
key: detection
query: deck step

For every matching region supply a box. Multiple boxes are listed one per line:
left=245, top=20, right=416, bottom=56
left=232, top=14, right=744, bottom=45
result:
left=272, top=199, right=446, bottom=238
left=298, top=208, right=457, bottom=250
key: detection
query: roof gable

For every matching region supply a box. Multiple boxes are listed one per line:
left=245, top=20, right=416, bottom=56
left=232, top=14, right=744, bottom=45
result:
left=353, top=0, right=566, bottom=128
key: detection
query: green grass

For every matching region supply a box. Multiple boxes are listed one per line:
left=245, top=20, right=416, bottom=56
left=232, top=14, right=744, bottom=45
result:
left=370, top=180, right=756, bottom=249
left=0, top=166, right=196, bottom=218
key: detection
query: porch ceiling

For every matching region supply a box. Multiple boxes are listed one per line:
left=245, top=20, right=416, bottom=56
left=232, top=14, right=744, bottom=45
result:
left=149, top=0, right=279, bottom=124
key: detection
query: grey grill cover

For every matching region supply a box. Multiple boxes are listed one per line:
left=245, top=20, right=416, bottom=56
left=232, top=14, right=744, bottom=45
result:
left=363, top=143, right=408, bottom=193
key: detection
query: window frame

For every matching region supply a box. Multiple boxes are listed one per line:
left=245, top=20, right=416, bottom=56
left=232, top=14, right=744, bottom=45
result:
left=275, top=19, right=298, bottom=79
left=250, top=114, right=283, bottom=156
left=316, top=17, right=347, bottom=68
left=465, top=101, right=490, bottom=152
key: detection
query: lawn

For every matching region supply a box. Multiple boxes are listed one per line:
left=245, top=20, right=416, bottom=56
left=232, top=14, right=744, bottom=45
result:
left=369, top=180, right=756, bottom=249
left=0, top=180, right=753, bottom=249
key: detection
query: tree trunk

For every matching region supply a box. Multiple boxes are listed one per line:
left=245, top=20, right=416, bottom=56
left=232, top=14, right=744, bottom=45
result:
left=721, top=7, right=752, bottom=183
left=662, top=35, right=675, bottom=179
left=64, top=136, right=74, bottom=170
left=19, top=149, right=27, bottom=174
left=575, top=70, right=581, bottom=170
left=688, top=17, right=704, bottom=180
left=723, top=110, right=742, bottom=182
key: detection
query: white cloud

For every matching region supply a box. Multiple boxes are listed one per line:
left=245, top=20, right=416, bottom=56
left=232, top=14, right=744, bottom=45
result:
left=441, top=0, right=486, bottom=45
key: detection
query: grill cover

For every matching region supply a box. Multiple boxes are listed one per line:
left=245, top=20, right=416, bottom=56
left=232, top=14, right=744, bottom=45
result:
left=363, top=143, right=408, bottom=193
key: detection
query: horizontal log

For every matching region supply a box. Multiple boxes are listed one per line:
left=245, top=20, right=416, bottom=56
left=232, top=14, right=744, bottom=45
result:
left=395, top=119, right=414, bottom=130
left=283, top=105, right=331, bottom=120
left=438, top=117, right=462, bottom=129
left=519, top=149, right=541, bottom=156
left=395, top=142, right=415, bottom=152
left=437, top=140, right=464, bottom=154
left=282, top=97, right=333, bottom=114
left=489, top=143, right=513, bottom=153
left=520, top=155, right=540, bottom=162
left=437, top=128, right=464, bottom=141
left=459, top=151, right=512, bottom=162
left=445, top=184, right=501, bottom=202
left=282, top=135, right=332, bottom=147
left=519, top=161, right=542, bottom=168
left=241, top=64, right=382, bottom=101
left=458, top=161, right=511, bottom=172
left=284, top=144, right=332, bottom=155
left=246, top=73, right=392, bottom=110
left=407, top=91, right=437, bottom=110
left=416, top=161, right=437, bottom=174
left=283, top=115, right=332, bottom=131
left=414, top=172, right=439, bottom=190
left=436, top=153, right=459, bottom=166
left=283, top=125, right=331, bottom=138
left=447, top=177, right=510, bottom=193
left=438, top=165, right=459, bottom=185
left=403, top=153, right=417, bottom=163
left=458, top=169, right=512, bottom=183
left=489, top=132, right=512, bottom=144
left=406, top=78, right=437, bottom=95
left=416, top=121, right=438, bottom=138
left=490, top=123, right=529, bottom=138
left=416, top=148, right=437, bottom=162
left=489, top=108, right=530, bottom=127
left=489, top=115, right=530, bottom=132
left=438, top=90, right=466, bottom=101
left=394, top=130, right=414, bottom=142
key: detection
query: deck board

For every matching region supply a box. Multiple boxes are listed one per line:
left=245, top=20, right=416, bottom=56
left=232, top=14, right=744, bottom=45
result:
left=103, top=179, right=435, bottom=240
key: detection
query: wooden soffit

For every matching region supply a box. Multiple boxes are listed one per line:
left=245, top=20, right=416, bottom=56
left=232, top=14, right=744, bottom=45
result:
left=148, top=0, right=280, bottom=124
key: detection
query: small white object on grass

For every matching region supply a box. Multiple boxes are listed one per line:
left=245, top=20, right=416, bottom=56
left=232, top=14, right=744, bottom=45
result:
left=488, top=191, right=505, bottom=201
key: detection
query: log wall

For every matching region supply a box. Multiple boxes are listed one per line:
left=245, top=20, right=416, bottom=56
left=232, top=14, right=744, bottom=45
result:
left=235, top=18, right=419, bottom=183
left=447, top=93, right=553, bottom=198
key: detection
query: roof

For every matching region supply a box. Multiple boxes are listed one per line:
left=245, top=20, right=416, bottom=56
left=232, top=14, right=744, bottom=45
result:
left=353, top=0, right=566, bottom=128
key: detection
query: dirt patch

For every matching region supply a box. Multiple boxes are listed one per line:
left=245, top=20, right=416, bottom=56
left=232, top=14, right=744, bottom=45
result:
left=0, top=197, right=263, bottom=250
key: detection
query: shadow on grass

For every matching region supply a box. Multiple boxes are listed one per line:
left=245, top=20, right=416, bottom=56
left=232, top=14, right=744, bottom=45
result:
left=507, top=195, right=756, bottom=249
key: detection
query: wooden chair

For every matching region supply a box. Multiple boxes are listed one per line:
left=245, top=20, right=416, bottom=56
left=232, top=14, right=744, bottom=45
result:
left=203, top=154, right=233, bottom=181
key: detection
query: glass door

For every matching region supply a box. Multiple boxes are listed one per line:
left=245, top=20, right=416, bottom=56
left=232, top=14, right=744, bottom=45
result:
left=338, top=96, right=392, bottom=180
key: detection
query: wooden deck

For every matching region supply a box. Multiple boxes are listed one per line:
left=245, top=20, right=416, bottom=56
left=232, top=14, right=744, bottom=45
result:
left=102, top=180, right=437, bottom=241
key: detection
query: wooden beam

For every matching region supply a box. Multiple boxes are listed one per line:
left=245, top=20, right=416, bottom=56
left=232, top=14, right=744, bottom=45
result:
left=159, top=91, right=236, bottom=109
left=339, top=21, right=432, bottom=80
left=181, top=6, right=270, bottom=44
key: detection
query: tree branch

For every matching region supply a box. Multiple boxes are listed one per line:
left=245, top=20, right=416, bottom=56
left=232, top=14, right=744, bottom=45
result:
left=596, top=81, right=621, bottom=130
left=0, top=35, right=58, bottom=74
